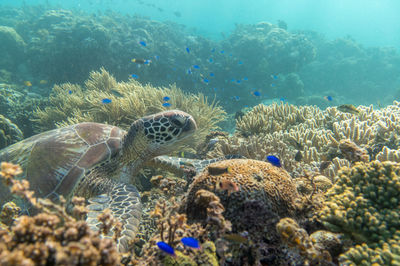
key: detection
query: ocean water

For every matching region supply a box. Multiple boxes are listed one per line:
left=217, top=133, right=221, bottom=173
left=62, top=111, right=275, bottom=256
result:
left=2, top=1, right=400, bottom=265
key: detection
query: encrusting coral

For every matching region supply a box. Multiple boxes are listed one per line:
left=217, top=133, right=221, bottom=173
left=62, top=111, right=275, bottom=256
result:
left=318, top=160, right=400, bottom=264
left=0, top=162, right=121, bottom=266
left=33, top=68, right=226, bottom=147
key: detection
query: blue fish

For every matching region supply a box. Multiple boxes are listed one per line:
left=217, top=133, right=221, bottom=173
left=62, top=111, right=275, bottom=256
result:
left=154, top=55, right=160, bottom=60
left=280, top=97, right=285, bottom=102
left=209, top=58, right=213, bottom=63
left=186, top=47, right=190, bottom=53
left=163, top=96, right=171, bottom=101
left=162, top=102, right=172, bottom=107
left=253, top=91, right=261, bottom=97
left=243, top=77, right=248, bottom=81
left=157, top=242, right=175, bottom=256
left=68, top=90, right=72, bottom=94
left=181, top=237, right=200, bottom=249
left=266, top=155, right=281, bottom=167
left=203, top=78, right=209, bottom=83
left=271, top=83, right=276, bottom=87
left=209, top=72, right=215, bottom=77
left=193, top=65, right=200, bottom=69
left=187, top=69, right=192, bottom=74
left=271, top=74, right=278, bottom=80
left=102, top=98, right=112, bottom=104
left=233, top=96, right=240, bottom=101
left=324, top=95, right=333, bottom=101
left=131, top=74, right=139, bottom=79
left=238, top=61, right=243, bottom=65
left=220, top=50, right=225, bottom=54
left=236, top=80, right=241, bottom=84
left=139, top=41, right=147, bottom=46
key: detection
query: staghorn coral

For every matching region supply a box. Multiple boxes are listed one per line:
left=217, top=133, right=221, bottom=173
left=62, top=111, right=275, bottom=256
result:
left=318, top=160, right=400, bottom=264
left=182, top=159, right=302, bottom=242
left=33, top=68, right=226, bottom=147
left=0, top=114, right=23, bottom=149
left=0, top=162, right=121, bottom=266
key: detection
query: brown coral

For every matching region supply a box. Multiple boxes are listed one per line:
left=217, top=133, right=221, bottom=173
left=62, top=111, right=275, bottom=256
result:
left=182, top=159, right=302, bottom=241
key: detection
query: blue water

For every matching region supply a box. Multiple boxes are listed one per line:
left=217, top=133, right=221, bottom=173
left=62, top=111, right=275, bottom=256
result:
left=3, top=0, right=400, bottom=48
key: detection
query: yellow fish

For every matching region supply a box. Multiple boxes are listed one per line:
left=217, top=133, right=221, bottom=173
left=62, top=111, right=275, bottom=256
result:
left=39, top=80, right=48, bottom=84
left=24, top=81, right=32, bottom=87
left=131, top=58, right=151, bottom=65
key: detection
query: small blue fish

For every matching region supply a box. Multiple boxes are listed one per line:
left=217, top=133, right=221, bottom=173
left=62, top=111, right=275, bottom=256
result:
left=162, top=102, right=172, bottom=107
left=131, top=74, right=139, bottom=79
left=144, top=59, right=151, bottom=64
left=139, top=41, right=147, bottom=46
left=186, top=47, right=190, bottom=53
left=233, top=96, right=240, bottom=101
left=243, top=77, right=248, bottom=81
left=266, top=155, right=281, bottom=167
left=203, top=78, right=209, bottom=83
left=236, top=80, right=241, bottom=84
left=187, top=69, right=192, bottom=74
left=238, top=61, right=243, bottom=65
left=181, top=237, right=200, bottom=249
left=280, top=97, right=285, bottom=102
left=154, top=55, right=160, bottom=60
left=68, top=90, right=72, bottom=94
left=209, top=72, right=215, bottom=77
left=253, top=91, right=261, bottom=97
left=220, top=50, right=225, bottom=54
left=163, top=96, right=171, bottom=101
left=193, top=65, right=200, bottom=69
left=271, top=74, right=278, bottom=80
left=271, top=83, right=276, bottom=87
left=157, top=241, right=175, bottom=256
left=209, top=58, right=213, bottom=63
left=102, top=98, right=112, bottom=104
left=324, top=95, right=333, bottom=101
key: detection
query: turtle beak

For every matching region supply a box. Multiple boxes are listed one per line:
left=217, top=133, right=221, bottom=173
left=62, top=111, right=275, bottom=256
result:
left=182, top=115, right=197, bottom=135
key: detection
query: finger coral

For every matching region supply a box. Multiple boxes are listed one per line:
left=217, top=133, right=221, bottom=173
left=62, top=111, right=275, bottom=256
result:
left=33, top=68, right=226, bottom=147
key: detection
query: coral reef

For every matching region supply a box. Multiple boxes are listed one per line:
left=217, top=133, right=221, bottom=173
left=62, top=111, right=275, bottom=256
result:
left=0, top=114, right=23, bottom=149
left=0, top=26, right=26, bottom=71
left=318, top=161, right=400, bottom=264
left=0, top=162, right=121, bottom=265
left=33, top=68, right=226, bottom=147
left=182, top=159, right=302, bottom=241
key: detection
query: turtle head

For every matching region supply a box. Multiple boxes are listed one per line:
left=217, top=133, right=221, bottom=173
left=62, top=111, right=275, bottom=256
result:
left=123, top=110, right=197, bottom=161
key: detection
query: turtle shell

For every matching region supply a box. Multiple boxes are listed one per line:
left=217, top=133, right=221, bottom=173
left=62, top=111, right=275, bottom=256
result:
left=0, top=122, right=125, bottom=202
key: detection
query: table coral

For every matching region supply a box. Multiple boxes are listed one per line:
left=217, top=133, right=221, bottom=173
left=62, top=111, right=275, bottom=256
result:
left=182, top=159, right=302, bottom=241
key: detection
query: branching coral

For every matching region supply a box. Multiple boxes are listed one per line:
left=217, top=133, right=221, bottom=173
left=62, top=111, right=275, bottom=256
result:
left=33, top=68, right=226, bottom=147
left=318, top=160, right=400, bottom=264
left=0, top=162, right=121, bottom=266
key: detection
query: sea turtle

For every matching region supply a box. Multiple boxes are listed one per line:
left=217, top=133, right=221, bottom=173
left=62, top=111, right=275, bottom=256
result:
left=0, top=110, right=197, bottom=252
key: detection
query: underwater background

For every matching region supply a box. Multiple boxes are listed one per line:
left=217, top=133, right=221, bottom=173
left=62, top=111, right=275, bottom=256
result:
left=1, top=0, right=400, bottom=265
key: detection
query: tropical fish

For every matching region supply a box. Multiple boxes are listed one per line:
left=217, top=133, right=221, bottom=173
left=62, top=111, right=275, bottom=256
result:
left=162, top=102, right=172, bottom=107
left=163, top=96, right=171, bottom=101
left=294, top=150, right=303, bottom=162
left=157, top=241, right=175, bottom=256
left=193, top=65, right=200, bottom=69
left=271, top=83, right=276, bottom=87
left=24, top=81, right=32, bottom=87
left=187, top=69, right=192, bottom=74
left=271, top=74, right=278, bottom=80
left=154, top=55, right=160, bottom=60
left=236, top=80, right=241, bottom=84
left=253, top=91, right=261, bottom=97
left=181, top=237, right=200, bottom=249
left=324, top=95, right=333, bottom=101
left=238, top=61, right=243, bottom=65
left=39, top=80, right=48, bottom=84
left=209, top=58, right=213, bottom=63
left=110, top=89, right=123, bottom=97
left=266, top=155, right=281, bottom=167
left=217, top=179, right=239, bottom=196
left=131, top=58, right=151, bottom=65
left=220, top=50, right=225, bottom=54
left=203, top=78, right=209, bottom=84
left=139, top=41, right=147, bottom=46
left=223, top=233, right=248, bottom=243
left=243, top=77, right=248, bottom=81
left=102, top=98, right=112, bottom=104
left=131, top=74, right=139, bottom=79
left=209, top=72, right=215, bottom=77
left=233, top=96, right=240, bottom=101
left=337, top=104, right=359, bottom=115
left=68, top=90, right=72, bottom=94
left=186, top=47, right=190, bottom=53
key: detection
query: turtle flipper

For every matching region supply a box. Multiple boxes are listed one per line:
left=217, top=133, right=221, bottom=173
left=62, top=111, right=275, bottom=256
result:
left=86, top=182, right=141, bottom=252
left=149, top=154, right=246, bottom=175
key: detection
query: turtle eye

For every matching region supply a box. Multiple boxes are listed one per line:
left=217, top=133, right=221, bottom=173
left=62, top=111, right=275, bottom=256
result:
left=170, top=116, right=185, bottom=128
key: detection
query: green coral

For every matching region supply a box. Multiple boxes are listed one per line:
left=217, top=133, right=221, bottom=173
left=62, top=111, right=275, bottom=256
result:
left=162, top=241, right=218, bottom=266
left=318, top=161, right=400, bottom=264
left=0, top=114, right=23, bottom=149
left=33, top=68, right=226, bottom=147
